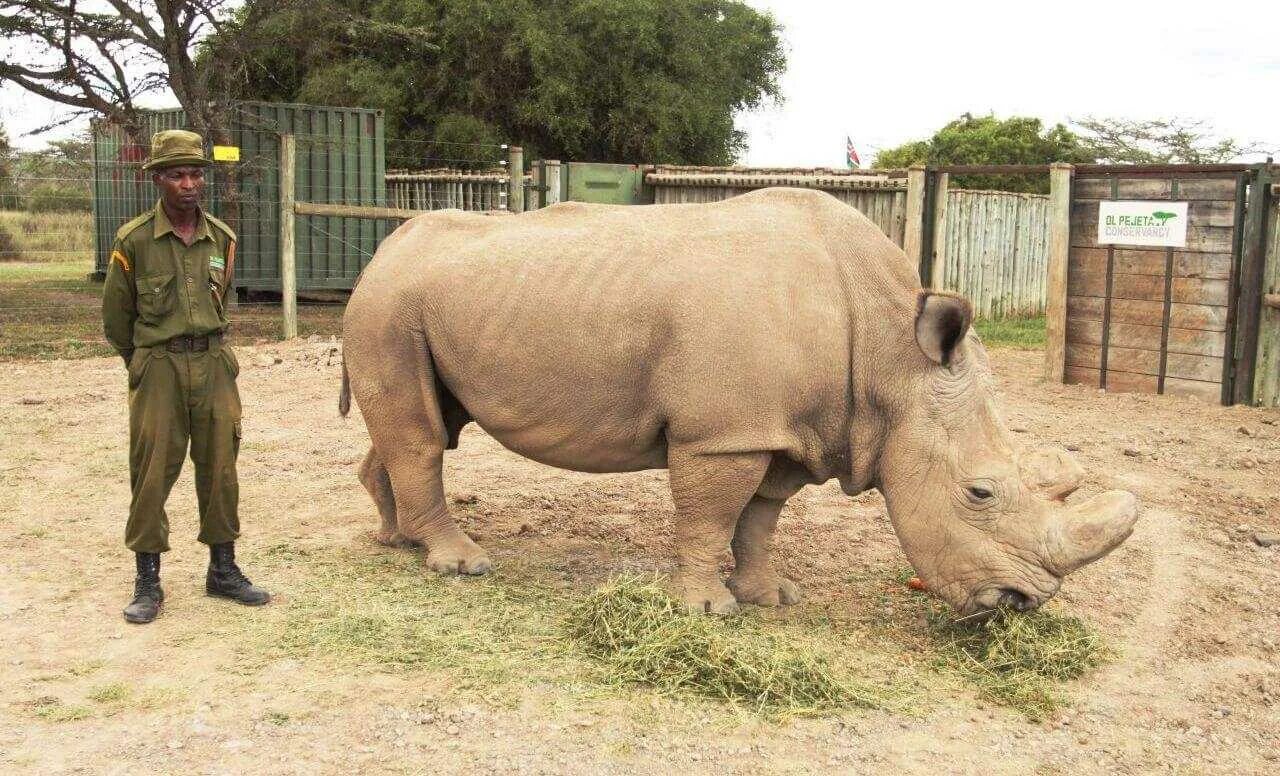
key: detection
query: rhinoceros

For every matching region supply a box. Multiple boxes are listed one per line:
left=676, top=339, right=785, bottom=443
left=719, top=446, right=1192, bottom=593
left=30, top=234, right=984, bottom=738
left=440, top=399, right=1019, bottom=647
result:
left=339, top=187, right=1139, bottom=616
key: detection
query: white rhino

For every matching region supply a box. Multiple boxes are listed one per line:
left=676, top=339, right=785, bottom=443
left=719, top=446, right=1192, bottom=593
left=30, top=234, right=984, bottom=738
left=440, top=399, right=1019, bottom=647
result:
left=339, top=187, right=1138, bottom=616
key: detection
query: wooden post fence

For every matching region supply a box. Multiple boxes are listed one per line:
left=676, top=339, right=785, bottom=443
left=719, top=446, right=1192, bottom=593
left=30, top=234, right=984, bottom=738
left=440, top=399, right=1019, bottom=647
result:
left=1043, top=163, right=1074, bottom=382
left=929, top=172, right=950, bottom=290
left=903, top=165, right=927, bottom=270
left=508, top=145, right=524, bottom=213
left=279, top=133, right=298, bottom=340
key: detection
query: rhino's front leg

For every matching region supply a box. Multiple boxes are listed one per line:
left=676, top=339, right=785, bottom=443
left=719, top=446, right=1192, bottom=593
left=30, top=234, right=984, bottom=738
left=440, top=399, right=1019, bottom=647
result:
left=727, top=496, right=801, bottom=606
left=667, top=449, right=772, bottom=615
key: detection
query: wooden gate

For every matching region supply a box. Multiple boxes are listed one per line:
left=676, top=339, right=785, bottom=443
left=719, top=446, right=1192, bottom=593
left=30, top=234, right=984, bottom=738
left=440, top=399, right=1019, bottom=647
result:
left=1063, top=169, right=1252, bottom=403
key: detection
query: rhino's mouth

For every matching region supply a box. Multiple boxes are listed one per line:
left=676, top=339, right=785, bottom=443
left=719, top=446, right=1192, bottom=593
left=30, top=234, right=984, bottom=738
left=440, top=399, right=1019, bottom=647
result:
left=968, top=585, right=1040, bottom=616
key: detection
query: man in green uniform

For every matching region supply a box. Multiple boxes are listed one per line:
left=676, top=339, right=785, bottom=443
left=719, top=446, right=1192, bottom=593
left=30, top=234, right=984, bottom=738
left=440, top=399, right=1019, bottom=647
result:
left=103, top=130, right=270, bottom=624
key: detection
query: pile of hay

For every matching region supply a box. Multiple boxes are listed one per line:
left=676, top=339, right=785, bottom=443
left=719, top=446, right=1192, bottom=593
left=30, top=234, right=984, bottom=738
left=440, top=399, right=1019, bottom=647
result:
left=568, top=576, right=888, bottom=717
left=927, top=605, right=1108, bottom=720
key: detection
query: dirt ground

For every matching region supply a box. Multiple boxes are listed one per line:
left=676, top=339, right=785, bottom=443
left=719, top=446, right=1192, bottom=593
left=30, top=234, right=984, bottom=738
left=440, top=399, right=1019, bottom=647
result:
left=2, top=340, right=1278, bottom=775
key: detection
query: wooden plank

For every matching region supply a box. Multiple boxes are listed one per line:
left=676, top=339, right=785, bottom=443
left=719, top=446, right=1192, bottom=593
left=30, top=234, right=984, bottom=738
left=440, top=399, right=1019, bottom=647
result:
left=1106, top=346, right=1162, bottom=375
left=1166, top=353, right=1225, bottom=383
left=1171, top=277, right=1230, bottom=306
left=1065, top=342, right=1102, bottom=368
left=1164, top=377, right=1223, bottom=401
left=1066, top=318, right=1104, bottom=345
left=1044, top=164, right=1073, bottom=382
left=1104, top=370, right=1159, bottom=393
left=1068, top=268, right=1108, bottom=297
left=1117, top=179, right=1173, bottom=199
left=1067, top=295, right=1106, bottom=321
left=1168, top=302, right=1229, bottom=331
left=1173, top=252, right=1232, bottom=279
left=1175, top=178, right=1239, bottom=200
left=507, top=146, right=524, bottom=213
left=1064, top=365, right=1100, bottom=386
left=295, top=202, right=428, bottom=219
left=1111, top=273, right=1166, bottom=301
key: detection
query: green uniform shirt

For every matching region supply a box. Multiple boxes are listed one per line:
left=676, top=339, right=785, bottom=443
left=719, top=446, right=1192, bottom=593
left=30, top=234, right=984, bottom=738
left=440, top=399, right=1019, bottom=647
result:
left=103, top=201, right=237, bottom=356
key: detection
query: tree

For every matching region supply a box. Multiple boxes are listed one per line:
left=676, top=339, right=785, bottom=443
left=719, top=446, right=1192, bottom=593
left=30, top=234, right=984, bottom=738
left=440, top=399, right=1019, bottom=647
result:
left=207, top=0, right=785, bottom=166
left=1072, top=116, right=1271, bottom=165
left=0, top=120, right=14, bottom=208
left=0, top=1, right=240, bottom=144
left=873, top=113, right=1095, bottom=193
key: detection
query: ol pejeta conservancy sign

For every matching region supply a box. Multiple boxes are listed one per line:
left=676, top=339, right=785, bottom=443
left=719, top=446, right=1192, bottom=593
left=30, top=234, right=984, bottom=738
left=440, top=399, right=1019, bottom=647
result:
left=1097, top=201, right=1189, bottom=247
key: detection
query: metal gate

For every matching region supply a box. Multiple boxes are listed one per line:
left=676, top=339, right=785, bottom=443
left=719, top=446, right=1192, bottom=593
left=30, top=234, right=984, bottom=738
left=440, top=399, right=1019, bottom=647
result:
left=1062, top=167, right=1271, bottom=404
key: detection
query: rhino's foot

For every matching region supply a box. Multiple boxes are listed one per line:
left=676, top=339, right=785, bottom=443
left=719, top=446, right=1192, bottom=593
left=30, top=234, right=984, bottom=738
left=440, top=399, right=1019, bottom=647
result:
left=376, top=530, right=418, bottom=549
left=424, top=538, right=492, bottom=576
left=727, top=571, right=802, bottom=607
left=675, top=578, right=739, bottom=615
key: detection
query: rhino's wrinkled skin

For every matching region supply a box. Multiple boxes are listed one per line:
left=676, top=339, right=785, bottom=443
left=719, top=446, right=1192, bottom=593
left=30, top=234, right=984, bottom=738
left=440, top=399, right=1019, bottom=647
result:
left=340, top=187, right=1139, bottom=616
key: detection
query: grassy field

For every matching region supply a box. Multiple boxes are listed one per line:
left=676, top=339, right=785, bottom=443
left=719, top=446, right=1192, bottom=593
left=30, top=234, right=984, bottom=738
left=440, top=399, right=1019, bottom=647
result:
left=975, top=315, right=1047, bottom=349
left=0, top=210, right=344, bottom=361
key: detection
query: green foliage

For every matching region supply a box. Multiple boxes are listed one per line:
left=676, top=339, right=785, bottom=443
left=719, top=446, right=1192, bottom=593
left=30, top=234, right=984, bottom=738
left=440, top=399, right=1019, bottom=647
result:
left=0, top=121, right=16, bottom=209
left=873, top=113, right=1095, bottom=193
left=7, top=136, right=93, bottom=211
left=1073, top=116, right=1271, bottom=165
left=210, top=0, right=784, bottom=165
left=0, top=219, right=16, bottom=261
left=23, top=184, right=91, bottom=213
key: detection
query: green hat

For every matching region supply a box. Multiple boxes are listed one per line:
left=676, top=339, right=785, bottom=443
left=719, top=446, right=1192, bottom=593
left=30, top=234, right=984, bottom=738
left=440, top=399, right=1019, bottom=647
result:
left=142, top=130, right=209, bottom=171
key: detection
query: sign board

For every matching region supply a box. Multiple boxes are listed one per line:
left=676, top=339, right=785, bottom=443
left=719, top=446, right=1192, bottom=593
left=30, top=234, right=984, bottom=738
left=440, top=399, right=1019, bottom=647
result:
left=1097, top=200, right=1188, bottom=247
left=212, top=145, right=241, bottom=162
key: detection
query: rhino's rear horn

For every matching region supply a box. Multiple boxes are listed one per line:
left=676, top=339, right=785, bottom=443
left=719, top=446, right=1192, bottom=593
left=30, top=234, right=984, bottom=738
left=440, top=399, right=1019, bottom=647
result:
left=915, top=291, right=973, bottom=367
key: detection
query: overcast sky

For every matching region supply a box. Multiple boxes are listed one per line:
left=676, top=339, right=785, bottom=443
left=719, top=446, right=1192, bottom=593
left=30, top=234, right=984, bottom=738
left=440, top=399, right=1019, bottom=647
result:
left=3, top=0, right=1278, bottom=163
left=738, top=0, right=1279, bottom=166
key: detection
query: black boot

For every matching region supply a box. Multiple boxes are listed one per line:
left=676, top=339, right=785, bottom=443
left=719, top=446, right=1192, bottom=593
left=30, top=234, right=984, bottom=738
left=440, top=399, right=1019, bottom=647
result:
left=206, top=542, right=270, bottom=605
left=123, top=552, right=163, bottom=624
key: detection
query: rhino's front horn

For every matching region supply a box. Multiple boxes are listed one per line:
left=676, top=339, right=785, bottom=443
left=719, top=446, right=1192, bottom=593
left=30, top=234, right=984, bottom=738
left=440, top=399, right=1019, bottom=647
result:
left=1046, top=490, right=1140, bottom=576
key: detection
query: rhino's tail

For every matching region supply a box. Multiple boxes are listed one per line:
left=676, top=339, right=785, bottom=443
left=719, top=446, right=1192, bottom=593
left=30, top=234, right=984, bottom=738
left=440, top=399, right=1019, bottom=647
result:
left=338, top=269, right=363, bottom=418
left=338, top=357, right=351, bottom=417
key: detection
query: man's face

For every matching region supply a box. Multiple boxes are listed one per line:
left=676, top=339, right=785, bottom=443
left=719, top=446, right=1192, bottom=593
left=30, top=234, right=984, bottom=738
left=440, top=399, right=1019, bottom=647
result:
left=153, top=165, right=206, bottom=213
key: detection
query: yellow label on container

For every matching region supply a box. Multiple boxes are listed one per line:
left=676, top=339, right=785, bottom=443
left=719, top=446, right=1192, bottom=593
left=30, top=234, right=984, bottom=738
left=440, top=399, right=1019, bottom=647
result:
left=212, top=145, right=240, bottom=162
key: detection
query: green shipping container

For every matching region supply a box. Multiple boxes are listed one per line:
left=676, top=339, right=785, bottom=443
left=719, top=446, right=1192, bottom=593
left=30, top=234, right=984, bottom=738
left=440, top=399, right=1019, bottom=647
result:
left=92, top=101, right=386, bottom=292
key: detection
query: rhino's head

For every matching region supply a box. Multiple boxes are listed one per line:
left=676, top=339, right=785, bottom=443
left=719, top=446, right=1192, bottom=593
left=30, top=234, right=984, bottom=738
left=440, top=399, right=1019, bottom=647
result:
left=869, top=291, right=1139, bottom=617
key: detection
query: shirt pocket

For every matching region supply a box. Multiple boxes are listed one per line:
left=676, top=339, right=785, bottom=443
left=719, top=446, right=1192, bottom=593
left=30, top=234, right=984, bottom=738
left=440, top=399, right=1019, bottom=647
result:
left=136, top=271, right=176, bottom=323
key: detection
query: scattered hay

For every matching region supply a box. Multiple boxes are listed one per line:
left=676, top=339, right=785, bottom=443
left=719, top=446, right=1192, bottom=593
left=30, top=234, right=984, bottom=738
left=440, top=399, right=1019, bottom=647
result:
left=568, top=576, right=893, bottom=717
left=927, top=605, right=1108, bottom=720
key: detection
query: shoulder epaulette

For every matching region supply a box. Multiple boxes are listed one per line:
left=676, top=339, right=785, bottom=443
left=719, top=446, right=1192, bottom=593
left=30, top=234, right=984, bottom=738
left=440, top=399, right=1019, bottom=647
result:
left=205, top=213, right=237, bottom=243
left=114, top=211, right=156, bottom=242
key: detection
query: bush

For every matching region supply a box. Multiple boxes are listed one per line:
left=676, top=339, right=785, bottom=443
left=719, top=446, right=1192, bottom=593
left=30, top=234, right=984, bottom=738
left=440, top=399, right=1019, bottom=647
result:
left=24, top=185, right=92, bottom=214
left=0, top=220, right=17, bottom=261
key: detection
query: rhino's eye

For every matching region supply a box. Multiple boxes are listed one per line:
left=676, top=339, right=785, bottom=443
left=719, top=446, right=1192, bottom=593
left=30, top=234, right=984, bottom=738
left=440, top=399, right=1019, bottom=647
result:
left=965, top=486, right=995, bottom=503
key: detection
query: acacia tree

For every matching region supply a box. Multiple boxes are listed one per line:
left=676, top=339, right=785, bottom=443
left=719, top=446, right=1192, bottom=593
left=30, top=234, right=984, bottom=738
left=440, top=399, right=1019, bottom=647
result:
left=1072, top=116, right=1271, bottom=165
left=0, top=1, right=238, bottom=143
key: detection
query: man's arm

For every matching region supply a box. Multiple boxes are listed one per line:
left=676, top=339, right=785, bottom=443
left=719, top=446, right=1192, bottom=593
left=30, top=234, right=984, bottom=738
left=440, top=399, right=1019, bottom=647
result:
left=102, top=243, right=137, bottom=365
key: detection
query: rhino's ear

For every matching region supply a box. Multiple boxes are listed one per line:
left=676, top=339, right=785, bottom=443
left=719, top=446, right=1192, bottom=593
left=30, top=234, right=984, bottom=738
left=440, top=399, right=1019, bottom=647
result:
left=915, top=291, right=973, bottom=367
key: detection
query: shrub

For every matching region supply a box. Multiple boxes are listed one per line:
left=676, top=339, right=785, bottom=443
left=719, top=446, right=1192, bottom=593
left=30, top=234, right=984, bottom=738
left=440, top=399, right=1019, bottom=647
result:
left=24, top=185, right=92, bottom=214
left=0, top=220, right=17, bottom=261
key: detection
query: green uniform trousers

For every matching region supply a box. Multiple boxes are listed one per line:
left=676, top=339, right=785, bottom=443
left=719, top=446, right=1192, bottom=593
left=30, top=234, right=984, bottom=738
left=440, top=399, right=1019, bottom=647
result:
left=125, top=341, right=242, bottom=553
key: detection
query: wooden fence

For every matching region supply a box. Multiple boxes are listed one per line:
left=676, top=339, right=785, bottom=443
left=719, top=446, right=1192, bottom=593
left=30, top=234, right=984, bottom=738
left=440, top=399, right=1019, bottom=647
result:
left=386, top=170, right=509, bottom=212
left=936, top=189, right=1050, bottom=318
left=646, top=169, right=910, bottom=248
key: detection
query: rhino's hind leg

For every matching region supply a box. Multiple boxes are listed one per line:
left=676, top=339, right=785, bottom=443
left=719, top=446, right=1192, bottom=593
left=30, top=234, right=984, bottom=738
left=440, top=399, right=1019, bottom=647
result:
left=357, top=335, right=490, bottom=576
left=358, top=448, right=415, bottom=548
left=667, top=449, right=772, bottom=615
left=727, top=496, right=801, bottom=606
